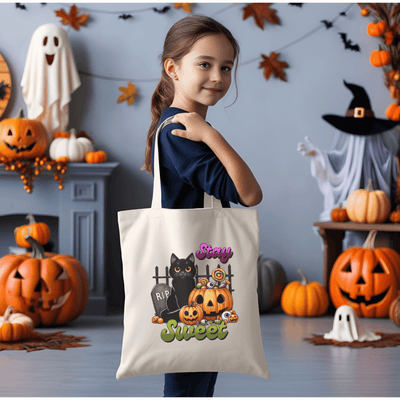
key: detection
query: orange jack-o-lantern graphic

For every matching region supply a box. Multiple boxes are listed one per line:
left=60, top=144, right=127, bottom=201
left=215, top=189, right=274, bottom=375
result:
left=179, top=302, right=204, bottom=325
left=0, top=236, right=89, bottom=326
left=188, top=287, right=233, bottom=320
left=0, top=108, right=48, bottom=160
left=228, top=311, right=239, bottom=323
left=329, top=230, right=400, bottom=318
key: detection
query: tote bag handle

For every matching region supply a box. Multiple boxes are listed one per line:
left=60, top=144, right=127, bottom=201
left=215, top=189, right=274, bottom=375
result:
left=151, top=115, right=222, bottom=210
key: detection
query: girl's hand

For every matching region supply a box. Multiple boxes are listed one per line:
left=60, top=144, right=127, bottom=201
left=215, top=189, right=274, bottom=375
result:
left=171, top=112, right=214, bottom=143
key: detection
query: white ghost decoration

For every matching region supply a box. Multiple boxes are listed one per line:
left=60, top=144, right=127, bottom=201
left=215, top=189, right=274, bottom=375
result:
left=21, top=23, right=81, bottom=146
left=324, top=305, right=381, bottom=342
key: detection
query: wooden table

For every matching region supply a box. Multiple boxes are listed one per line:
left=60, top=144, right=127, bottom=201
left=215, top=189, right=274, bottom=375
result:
left=314, top=221, right=400, bottom=289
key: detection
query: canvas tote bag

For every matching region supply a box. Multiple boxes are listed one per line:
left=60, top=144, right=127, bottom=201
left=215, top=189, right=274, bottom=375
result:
left=116, top=116, right=270, bottom=380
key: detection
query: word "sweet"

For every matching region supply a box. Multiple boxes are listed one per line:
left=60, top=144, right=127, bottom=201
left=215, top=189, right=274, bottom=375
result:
left=161, top=319, right=228, bottom=342
left=195, top=243, right=233, bottom=263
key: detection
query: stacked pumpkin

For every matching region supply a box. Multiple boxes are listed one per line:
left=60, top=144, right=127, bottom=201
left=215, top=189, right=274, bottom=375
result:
left=0, top=218, right=89, bottom=330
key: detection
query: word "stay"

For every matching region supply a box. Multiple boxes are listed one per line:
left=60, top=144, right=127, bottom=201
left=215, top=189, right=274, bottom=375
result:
left=195, top=243, right=233, bottom=263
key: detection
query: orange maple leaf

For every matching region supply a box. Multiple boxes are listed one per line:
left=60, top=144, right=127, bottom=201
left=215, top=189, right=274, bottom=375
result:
left=243, top=3, right=280, bottom=30
left=55, top=4, right=90, bottom=31
left=259, top=52, right=289, bottom=82
left=117, top=82, right=138, bottom=105
left=174, top=3, right=193, bottom=13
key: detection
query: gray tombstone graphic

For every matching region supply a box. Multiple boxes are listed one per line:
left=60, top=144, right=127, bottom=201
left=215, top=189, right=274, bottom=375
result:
left=151, top=283, right=173, bottom=317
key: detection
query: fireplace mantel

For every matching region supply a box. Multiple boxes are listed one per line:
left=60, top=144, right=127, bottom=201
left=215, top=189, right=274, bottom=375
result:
left=0, top=162, right=119, bottom=315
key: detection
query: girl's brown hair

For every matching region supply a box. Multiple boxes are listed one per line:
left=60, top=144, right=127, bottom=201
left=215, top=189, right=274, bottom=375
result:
left=141, top=14, right=240, bottom=174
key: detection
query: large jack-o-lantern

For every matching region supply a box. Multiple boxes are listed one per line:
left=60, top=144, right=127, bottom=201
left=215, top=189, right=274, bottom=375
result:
left=0, top=235, right=89, bottom=326
left=188, top=287, right=233, bottom=321
left=0, top=108, right=47, bottom=160
left=329, top=230, right=400, bottom=317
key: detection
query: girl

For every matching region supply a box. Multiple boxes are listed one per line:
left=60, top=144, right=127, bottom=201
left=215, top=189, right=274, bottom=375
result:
left=142, top=14, right=262, bottom=397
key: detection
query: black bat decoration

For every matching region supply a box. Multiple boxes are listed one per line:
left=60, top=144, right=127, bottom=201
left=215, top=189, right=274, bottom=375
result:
left=119, top=14, right=133, bottom=20
left=289, top=3, right=303, bottom=7
left=321, top=20, right=333, bottom=29
left=16, top=3, right=26, bottom=10
left=339, top=33, right=361, bottom=52
left=153, top=6, right=170, bottom=14
left=0, top=81, right=10, bottom=101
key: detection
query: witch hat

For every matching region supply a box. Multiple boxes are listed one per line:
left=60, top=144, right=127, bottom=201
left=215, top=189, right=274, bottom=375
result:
left=322, top=80, right=399, bottom=135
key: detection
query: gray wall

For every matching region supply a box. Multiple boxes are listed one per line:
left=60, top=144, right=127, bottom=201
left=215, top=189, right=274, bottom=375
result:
left=0, top=3, right=394, bottom=288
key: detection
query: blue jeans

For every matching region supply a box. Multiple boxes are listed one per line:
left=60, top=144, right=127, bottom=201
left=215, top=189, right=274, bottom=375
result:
left=163, top=372, right=218, bottom=397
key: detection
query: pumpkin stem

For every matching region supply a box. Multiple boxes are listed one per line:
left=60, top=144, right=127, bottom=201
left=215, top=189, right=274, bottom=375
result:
left=69, top=128, right=77, bottom=138
left=297, top=269, right=308, bottom=285
left=15, top=108, right=25, bottom=119
left=366, top=179, right=373, bottom=192
left=25, top=235, right=47, bottom=259
left=26, top=213, right=36, bottom=225
left=363, top=230, right=378, bottom=250
left=4, top=305, right=14, bottom=322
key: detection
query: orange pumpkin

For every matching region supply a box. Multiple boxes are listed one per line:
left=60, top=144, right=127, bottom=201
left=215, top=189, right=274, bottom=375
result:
left=345, top=179, right=391, bottom=224
left=370, top=49, right=392, bottom=67
left=0, top=305, right=34, bottom=342
left=188, top=287, right=233, bottom=321
left=281, top=270, right=329, bottom=317
left=384, top=30, right=395, bottom=46
left=386, top=103, right=400, bottom=121
left=360, top=8, right=370, bottom=17
left=389, top=205, right=400, bottom=223
left=179, top=302, right=204, bottom=325
left=14, top=214, right=51, bottom=248
left=85, top=150, right=107, bottom=164
left=330, top=203, right=349, bottom=222
left=367, top=21, right=388, bottom=37
left=329, top=230, right=400, bottom=318
left=0, top=235, right=89, bottom=326
left=0, top=108, right=48, bottom=160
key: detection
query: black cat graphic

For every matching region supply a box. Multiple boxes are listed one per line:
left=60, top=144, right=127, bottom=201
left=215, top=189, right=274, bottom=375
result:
left=159, top=253, right=197, bottom=322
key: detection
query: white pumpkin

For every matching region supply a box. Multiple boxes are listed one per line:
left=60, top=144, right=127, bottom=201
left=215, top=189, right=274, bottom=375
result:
left=0, top=306, right=34, bottom=342
left=49, top=129, right=94, bottom=162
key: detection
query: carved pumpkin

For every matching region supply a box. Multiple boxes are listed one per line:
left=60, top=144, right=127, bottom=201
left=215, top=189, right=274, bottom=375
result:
left=179, top=302, right=203, bottom=325
left=281, top=269, right=329, bottom=317
left=228, top=311, right=239, bottom=323
left=0, top=235, right=89, bottom=326
left=389, top=295, right=400, bottom=327
left=188, top=287, right=233, bottom=321
left=346, top=179, right=391, bottom=224
left=330, top=203, right=349, bottom=222
left=370, top=49, right=392, bottom=67
left=0, top=108, right=48, bottom=160
left=257, top=255, right=287, bottom=312
left=329, top=230, right=400, bottom=318
left=0, top=305, right=34, bottom=342
left=14, top=214, right=51, bottom=248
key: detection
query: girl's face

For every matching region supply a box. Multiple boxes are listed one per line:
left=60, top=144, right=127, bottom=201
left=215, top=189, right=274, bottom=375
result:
left=166, top=34, right=235, bottom=117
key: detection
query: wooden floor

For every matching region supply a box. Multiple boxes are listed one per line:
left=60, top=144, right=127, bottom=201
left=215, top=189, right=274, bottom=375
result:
left=1, top=312, right=399, bottom=397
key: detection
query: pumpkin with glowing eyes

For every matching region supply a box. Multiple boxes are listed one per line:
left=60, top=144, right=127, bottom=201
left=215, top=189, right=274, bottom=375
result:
left=0, top=108, right=47, bottom=160
left=179, top=302, right=203, bottom=325
left=329, top=230, right=400, bottom=318
left=188, top=287, right=233, bottom=321
left=0, top=235, right=89, bottom=326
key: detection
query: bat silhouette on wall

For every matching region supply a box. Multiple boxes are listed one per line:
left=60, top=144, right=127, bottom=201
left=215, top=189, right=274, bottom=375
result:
left=321, top=20, right=333, bottom=29
left=16, top=3, right=26, bottom=10
left=153, top=6, right=170, bottom=14
left=119, top=14, right=133, bottom=20
left=339, top=33, right=361, bottom=52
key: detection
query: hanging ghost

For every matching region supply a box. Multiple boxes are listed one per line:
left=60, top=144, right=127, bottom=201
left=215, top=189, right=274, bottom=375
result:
left=21, top=23, right=81, bottom=147
left=324, top=305, right=381, bottom=342
left=298, top=81, right=400, bottom=249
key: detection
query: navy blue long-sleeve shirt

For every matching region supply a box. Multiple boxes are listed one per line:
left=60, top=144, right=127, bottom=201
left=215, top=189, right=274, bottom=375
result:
left=151, top=107, right=239, bottom=209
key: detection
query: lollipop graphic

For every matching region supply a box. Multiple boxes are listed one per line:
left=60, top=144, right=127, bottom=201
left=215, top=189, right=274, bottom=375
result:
left=212, top=268, right=226, bottom=282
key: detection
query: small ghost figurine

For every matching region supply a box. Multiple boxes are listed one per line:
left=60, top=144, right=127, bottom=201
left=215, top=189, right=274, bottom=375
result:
left=21, top=23, right=81, bottom=146
left=324, top=305, right=381, bottom=342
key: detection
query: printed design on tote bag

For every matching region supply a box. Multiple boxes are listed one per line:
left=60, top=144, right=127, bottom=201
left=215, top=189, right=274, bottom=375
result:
left=150, top=243, right=238, bottom=342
